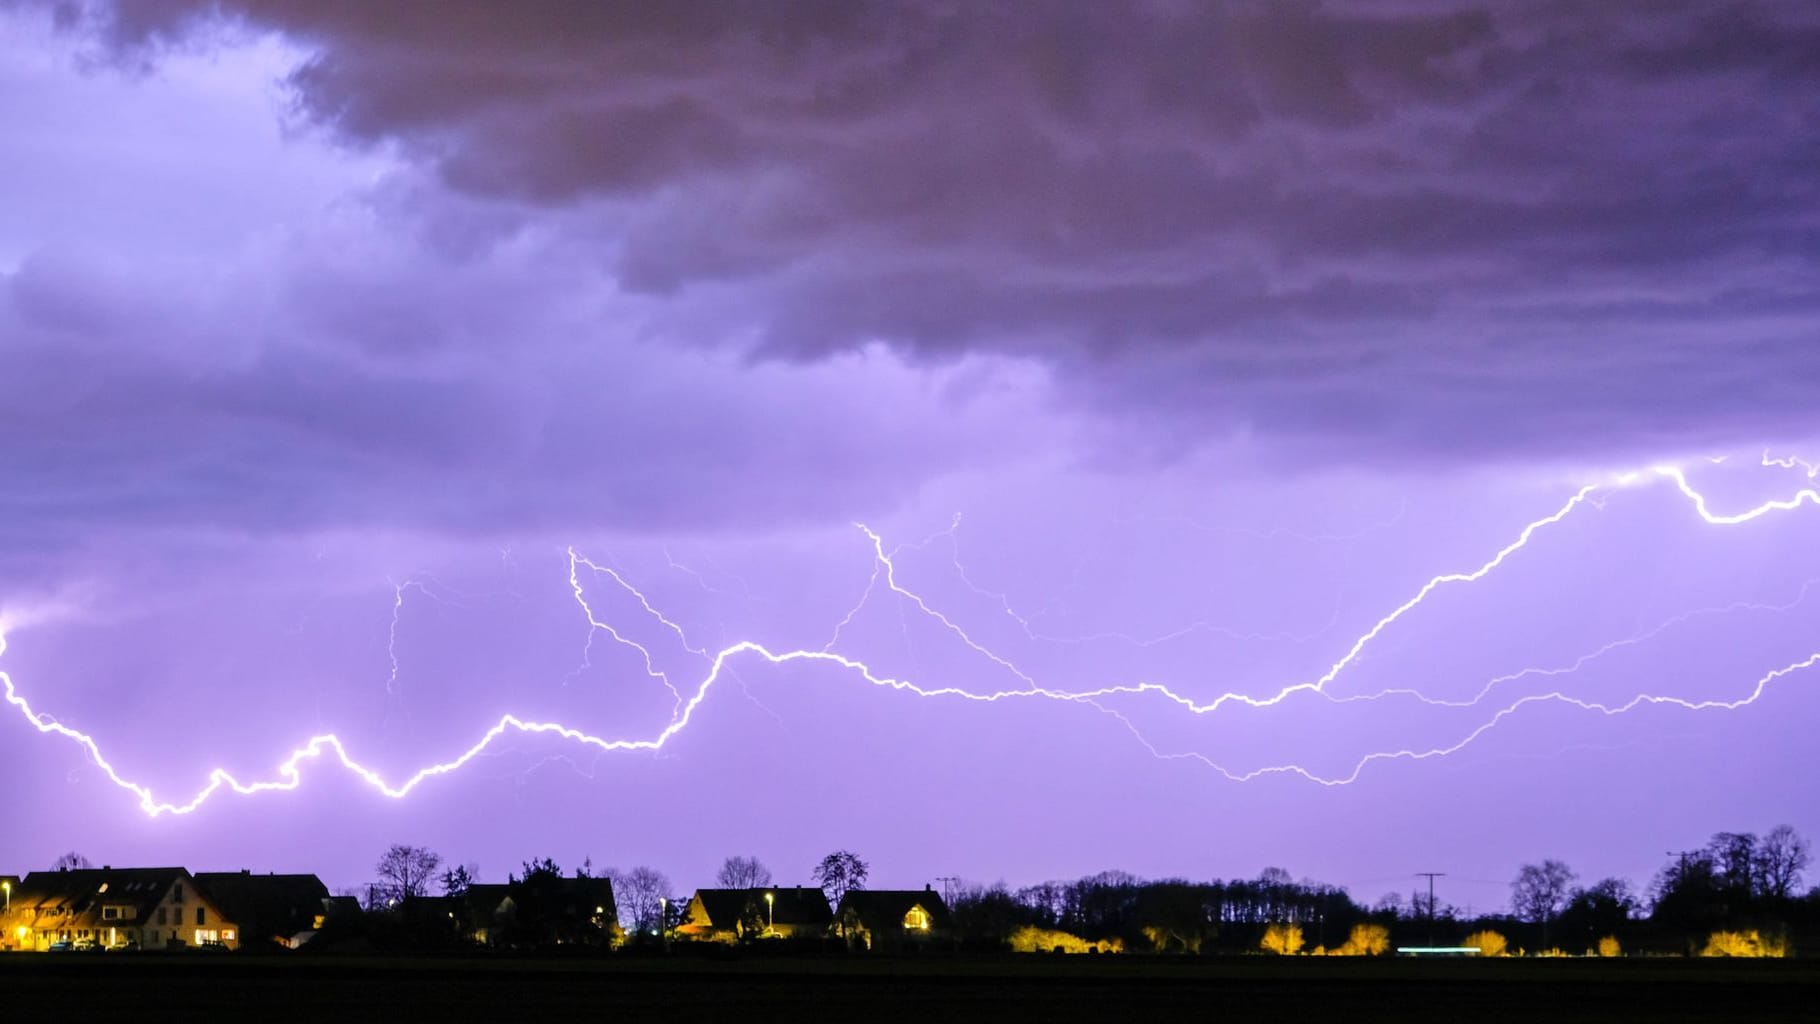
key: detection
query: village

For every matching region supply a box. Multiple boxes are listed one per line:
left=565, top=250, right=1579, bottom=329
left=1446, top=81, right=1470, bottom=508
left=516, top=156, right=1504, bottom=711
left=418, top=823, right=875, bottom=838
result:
left=0, top=855, right=953, bottom=955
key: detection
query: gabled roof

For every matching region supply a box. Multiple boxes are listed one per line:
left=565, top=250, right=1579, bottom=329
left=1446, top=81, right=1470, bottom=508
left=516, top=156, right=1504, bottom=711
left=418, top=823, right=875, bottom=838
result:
left=692, top=887, right=832, bottom=929
left=17, top=867, right=186, bottom=908
left=193, top=872, right=329, bottom=939
left=12, top=867, right=193, bottom=928
left=504, top=874, right=617, bottom=919
left=837, top=889, right=953, bottom=931
left=463, top=883, right=513, bottom=916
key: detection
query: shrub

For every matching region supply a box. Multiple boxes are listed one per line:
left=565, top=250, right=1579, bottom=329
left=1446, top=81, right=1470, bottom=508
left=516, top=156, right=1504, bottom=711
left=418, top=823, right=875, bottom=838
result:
left=1260, top=923, right=1305, bottom=956
left=1008, top=926, right=1120, bottom=954
left=1328, top=923, right=1390, bottom=957
left=1463, top=930, right=1508, bottom=957
left=1700, top=930, right=1787, bottom=958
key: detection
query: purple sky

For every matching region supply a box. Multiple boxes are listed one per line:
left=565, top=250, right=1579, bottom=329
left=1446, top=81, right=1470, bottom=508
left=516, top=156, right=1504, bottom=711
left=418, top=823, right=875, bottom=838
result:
left=3, top=1, right=1819, bottom=912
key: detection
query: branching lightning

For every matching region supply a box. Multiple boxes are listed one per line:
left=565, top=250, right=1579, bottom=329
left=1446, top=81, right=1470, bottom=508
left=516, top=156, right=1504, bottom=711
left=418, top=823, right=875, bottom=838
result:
left=4, top=458, right=1820, bottom=815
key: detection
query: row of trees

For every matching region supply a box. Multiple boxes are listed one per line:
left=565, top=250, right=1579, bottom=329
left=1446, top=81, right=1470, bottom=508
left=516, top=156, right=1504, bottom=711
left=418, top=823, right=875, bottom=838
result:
left=355, top=826, right=1812, bottom=955
left=952, top=826, right=1814, bottom=955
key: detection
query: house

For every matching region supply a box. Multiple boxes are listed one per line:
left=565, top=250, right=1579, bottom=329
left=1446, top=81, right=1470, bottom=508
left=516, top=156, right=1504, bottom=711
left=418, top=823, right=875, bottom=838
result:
left=835, top=887, right=953, bottom=951
left=400, top=883, right=514, bottom=947
left=677, top=887, right=832, bottom=943
left=193, top=871, right=331, bottom=950
left=1, top=866, right=238, bottom=951
left=483, top=874, right=617, bottom=948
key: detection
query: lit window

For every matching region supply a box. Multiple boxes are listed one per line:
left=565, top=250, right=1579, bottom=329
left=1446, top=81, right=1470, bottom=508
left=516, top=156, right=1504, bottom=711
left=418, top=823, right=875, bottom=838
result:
left=904, top=907, right=930, bottom=930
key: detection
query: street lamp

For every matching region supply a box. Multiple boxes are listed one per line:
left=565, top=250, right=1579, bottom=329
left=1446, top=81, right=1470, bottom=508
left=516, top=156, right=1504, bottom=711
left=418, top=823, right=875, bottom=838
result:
left=3, top=879, right=10, bottom=912
left=765, top=892, right=774, bottom=935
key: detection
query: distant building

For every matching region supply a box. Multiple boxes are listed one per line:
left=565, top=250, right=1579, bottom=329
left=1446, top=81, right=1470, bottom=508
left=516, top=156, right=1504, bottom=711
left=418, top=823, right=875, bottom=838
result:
left=2, top=866, right=238, bottom=951
left=193, top=871, right=332, bottom=950
left=677, top=887, right=832, bottom=943
left=836, top=887, right=952, bottom=951
left=479, top=874, right=617, bottom=948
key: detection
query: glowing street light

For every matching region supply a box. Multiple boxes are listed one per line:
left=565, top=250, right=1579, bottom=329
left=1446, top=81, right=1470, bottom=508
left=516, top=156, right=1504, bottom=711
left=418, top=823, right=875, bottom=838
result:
left=3, top=879, right=10, bottom=912
left=765, top=891, right=774, bottom=935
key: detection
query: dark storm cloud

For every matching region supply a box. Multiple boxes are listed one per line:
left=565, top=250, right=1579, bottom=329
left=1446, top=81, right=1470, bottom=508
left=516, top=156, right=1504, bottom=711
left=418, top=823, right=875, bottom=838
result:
left=51, top=0, right=1820, bottom=459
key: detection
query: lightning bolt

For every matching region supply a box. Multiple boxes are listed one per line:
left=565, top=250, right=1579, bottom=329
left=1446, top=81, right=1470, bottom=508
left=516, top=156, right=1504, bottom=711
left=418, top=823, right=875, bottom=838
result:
left=1762, top=449, right=1820, bottom=479
left=565, top=546, right=696, bottom=717
left=3, top=457, right=1818, bottom=814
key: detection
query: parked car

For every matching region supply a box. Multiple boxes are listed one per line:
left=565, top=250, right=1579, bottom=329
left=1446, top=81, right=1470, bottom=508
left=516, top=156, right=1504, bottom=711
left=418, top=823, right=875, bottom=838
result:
left=47, top=940, right=73, bottom=952
left=72, top=938, right=101, bottom=951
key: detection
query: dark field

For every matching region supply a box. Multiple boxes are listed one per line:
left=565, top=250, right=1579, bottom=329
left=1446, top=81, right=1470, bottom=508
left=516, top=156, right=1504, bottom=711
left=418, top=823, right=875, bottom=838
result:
left=4, top=953, right=1820, bottom=1023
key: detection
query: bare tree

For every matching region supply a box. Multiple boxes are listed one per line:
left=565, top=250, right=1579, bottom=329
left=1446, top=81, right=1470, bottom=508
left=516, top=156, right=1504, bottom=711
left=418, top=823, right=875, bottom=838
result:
left=617, top=866, right=672, bottom=935
left=814, top=850, right=869, bottom=909
left=375, top=844, right=442, bottom=903
left=716, top=855, right=773, bottom=889
left=1755, top=824, right=1811, bottom=900
left=1511, top=859, right=1577, bottom=949
left=51, top=851, right=92, bottom=872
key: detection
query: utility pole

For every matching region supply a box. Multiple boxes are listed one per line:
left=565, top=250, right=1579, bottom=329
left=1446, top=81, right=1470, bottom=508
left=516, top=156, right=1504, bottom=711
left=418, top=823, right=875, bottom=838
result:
left=935, top=876, right=962, bottom=906
left=1416, top=873, right=1446, bottom=947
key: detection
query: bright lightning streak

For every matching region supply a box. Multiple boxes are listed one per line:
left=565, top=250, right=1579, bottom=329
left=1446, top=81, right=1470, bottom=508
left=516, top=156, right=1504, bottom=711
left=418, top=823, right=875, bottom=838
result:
left=565, top=547, right=695, bottom=717
left=2, top=458, right=1818, bottom=814
left=1655, top=464, right=1820, bottom=523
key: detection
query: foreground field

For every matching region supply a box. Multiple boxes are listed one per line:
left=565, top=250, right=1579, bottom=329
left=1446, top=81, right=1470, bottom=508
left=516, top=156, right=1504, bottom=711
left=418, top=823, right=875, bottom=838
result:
left=3, top=953, right=1818, bottom=1023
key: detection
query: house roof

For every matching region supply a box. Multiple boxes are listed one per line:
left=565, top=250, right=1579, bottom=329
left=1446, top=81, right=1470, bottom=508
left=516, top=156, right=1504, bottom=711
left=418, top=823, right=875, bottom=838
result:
left=193, top=872, right=329, bottom=940
left=10, top=867, right=195, bottom=929
left=836, top=889, right=953, bottom=931
left=463, top=883, right=513, bottom=916
left=691, top=887, right=831, bottom=928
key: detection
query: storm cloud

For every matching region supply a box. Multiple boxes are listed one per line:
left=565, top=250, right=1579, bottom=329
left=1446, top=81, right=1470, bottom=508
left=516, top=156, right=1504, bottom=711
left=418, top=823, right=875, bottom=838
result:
left=59, top=0, right=1820, bottom=462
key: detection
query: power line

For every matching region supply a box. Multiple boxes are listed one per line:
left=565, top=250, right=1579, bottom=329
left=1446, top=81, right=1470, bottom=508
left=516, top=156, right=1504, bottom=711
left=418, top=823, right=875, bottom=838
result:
left=1416, top=872, right=1446, bottom=946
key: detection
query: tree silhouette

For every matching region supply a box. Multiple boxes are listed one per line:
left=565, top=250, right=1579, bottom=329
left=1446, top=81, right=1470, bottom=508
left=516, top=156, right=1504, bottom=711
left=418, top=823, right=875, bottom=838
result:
left=51, top=851, right=91, bottom=872
left=1511, top=859, right=1576, bottom=949
left=375, top=844, right=442, bottom=904
left=1755, top=825, right=1810, bottom=901
left=618, top=866, right=672, bottom=936
left=440, top=864, right=475, bottom=897
left=716, top=855, right=772, bottom=889
left=814, top=850, right=869, bottom=909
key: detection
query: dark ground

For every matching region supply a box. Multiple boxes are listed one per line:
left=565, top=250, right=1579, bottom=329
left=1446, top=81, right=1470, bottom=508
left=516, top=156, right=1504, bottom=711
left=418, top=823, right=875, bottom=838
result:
left=4, top=953, right=1819, bottom=1023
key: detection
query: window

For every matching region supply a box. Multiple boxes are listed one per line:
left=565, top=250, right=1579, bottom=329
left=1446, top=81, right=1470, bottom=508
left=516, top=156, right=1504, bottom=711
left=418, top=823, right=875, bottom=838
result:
left=157, top=907, right=167, bottom=925
left=173, top=884, right=184, bottom=903
left=195, top=908, right=205, bottom=926
left=904, top=906, right=930, bottom=930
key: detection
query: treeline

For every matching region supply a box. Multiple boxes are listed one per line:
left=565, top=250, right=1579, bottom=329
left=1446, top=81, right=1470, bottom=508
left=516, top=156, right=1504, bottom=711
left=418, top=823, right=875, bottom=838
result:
left=945, top=825, right=1817, bottom=956
left=336, top=825, right=1814, bottom=956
